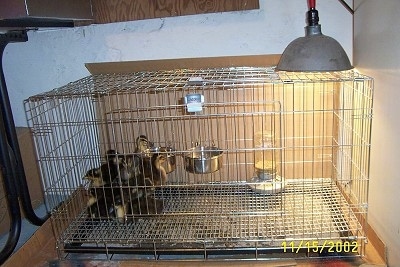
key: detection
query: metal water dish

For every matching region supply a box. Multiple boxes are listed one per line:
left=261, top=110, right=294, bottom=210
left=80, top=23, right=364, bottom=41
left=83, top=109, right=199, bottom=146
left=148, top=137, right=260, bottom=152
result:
left=184, top=145, right=223, bottom=174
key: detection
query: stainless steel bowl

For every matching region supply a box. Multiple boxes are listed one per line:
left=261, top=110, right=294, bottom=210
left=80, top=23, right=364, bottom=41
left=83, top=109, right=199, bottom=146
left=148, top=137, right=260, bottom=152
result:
left=183, top=146, right=223, bottom=174
left=143, top=146, right=176, bottom=173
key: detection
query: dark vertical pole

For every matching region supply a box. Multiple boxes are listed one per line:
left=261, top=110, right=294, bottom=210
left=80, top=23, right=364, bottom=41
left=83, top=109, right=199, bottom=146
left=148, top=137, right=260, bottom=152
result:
left=0, top=31, right=48, bottom=226
left=0, top=104, right=22, bottom=265
left=0, top=31, right=49, bottom=264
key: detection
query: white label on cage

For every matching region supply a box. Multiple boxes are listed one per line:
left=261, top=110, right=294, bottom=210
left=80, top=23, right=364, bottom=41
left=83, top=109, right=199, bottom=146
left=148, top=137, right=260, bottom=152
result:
left=184, top=93, right=204, bottom=112
left=187, top=77, right=204, bottom=85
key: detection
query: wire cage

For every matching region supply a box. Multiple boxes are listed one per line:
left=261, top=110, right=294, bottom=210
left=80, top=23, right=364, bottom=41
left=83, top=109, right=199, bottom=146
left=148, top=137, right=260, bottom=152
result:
left=24, top=66, right=373, bottom=260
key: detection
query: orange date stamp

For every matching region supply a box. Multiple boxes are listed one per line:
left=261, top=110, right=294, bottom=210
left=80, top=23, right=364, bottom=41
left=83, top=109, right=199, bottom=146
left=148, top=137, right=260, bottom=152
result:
left=282, top=240, right=359, bottom=253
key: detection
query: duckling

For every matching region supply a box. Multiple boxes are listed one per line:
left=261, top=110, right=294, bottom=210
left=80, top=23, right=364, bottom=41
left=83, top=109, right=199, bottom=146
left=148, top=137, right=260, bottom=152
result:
left=105, top=149, right=119, bottom=162
left=118, top=154, right=141, bottom=185
left=140, top=153, right=168, bottom=188
left=85, top=150, right=141, bottom=186
left=86, top=185, right=130, bottom=222
left=127, top=195, right=164, bottom=216
left=125, top=153, right=167, bottom=203
left=135, top=135, right=154, bottom=154
left=86, top=185, right=113, bottom=219
left=83, top=161, right=119, bottom=187
left=87, top=194, right=114, bottom=219
left=83, top=150, right=121, bottom=187
left=113, top=190, right=129, bottom=223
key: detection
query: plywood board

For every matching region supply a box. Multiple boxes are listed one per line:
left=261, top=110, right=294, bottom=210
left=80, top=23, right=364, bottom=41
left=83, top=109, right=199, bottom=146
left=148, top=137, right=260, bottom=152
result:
left=85, top=54, right=281, bottom=74
left=92, top=0, right=259, bottom=23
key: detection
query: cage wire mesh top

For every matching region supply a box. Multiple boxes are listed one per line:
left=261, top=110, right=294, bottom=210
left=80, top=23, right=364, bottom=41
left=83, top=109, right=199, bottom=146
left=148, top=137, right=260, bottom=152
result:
left=24, top=66, right=373, bottom=260
left=26, top=67, right=368, bottom=98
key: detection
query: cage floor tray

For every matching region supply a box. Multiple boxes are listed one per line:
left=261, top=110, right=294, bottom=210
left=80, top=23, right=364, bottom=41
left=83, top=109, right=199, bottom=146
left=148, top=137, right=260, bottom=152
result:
left=58, top=178, right=363, bottom=257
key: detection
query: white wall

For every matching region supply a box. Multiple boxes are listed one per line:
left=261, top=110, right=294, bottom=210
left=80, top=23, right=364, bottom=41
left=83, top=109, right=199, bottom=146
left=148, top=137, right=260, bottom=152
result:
left=354, top=1, right=400, bottom=265
left=3, top=0, right=352, bottom=127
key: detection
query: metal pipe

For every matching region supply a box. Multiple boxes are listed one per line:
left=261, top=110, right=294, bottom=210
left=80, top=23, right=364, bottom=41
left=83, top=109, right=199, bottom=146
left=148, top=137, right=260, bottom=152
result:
left=0, top=31, right=49, bottom=226
left=0, top=93, right=21, bottom=265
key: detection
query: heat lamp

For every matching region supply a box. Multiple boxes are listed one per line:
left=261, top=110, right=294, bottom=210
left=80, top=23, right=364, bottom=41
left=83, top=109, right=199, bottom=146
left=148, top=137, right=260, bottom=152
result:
left=276, top=0, right=353, bottom=72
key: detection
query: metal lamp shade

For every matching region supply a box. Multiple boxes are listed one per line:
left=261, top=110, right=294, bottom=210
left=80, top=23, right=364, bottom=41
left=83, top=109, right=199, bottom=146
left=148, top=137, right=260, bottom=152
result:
left=277, top=26, right=353, bottom=72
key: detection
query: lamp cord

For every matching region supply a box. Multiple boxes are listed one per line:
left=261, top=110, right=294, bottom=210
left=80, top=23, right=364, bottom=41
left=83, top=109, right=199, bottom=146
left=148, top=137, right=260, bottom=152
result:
left=338, top=0, right=354, bottom=15
left=309, top=0, right=354, bottom=15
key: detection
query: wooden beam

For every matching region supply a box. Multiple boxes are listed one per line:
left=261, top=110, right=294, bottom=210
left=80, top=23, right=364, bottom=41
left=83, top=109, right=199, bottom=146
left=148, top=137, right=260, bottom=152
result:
left=92, top=0, right=260, bottom=24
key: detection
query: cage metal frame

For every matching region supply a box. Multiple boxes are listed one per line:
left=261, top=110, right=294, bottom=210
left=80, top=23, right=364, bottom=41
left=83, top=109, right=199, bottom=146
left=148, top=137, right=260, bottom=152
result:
left=24, top=67, right=373, bottom=260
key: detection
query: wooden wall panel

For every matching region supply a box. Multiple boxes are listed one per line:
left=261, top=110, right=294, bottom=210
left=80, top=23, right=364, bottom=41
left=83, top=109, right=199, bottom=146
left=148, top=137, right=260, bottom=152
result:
left=92, top=0, right=260, bottom=24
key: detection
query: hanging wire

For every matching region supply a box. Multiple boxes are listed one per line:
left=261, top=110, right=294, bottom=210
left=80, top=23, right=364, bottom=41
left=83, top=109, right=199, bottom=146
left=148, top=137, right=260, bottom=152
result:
left=338, top=0, right=354, bottom=15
